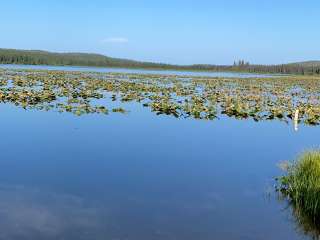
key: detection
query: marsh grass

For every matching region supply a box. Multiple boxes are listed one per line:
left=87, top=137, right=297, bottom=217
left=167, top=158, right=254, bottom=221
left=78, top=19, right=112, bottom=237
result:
left=277, top=151, right=320, bottom=223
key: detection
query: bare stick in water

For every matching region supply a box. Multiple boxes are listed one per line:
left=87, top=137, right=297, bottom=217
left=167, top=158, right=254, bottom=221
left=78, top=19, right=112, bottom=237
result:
left=294, top=109, right=299, bottom=131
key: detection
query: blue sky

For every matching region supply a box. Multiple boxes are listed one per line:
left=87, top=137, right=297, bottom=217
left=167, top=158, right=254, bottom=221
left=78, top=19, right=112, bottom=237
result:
left=1, top=0, right=320, bottom=65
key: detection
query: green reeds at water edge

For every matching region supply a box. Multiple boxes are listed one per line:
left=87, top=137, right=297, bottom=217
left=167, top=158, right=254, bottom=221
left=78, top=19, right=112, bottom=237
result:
left=277, top=151, right=320, bottom=224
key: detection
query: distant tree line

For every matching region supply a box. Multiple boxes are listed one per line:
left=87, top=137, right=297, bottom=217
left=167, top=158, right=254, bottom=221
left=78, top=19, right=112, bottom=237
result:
left=0, top=49, right=319, bottom=75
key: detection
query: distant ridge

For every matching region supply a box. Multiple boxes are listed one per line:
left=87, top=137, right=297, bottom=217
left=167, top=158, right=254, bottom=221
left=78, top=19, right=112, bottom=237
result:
left=0, top=48, right=319, bottom=75
left=0, top=48, right=171, bottom=69
left=288, top=61, right=320, bottom=67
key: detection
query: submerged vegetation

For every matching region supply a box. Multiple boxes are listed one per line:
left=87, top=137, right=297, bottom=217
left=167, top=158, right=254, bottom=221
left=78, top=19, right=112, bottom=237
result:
left=0, top=68, right=320, bottom=125
left=277, top=151, right=320, bottom=235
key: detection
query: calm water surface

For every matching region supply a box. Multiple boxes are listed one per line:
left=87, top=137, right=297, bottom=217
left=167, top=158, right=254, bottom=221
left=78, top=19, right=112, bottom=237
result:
left=0, top=64, right=278, bottom=78
left=0, top=99, right=319, bottom=240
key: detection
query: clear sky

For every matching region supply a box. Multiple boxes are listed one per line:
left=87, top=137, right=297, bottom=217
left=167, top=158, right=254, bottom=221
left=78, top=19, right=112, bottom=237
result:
left=1, top=0, right=319, bottom=65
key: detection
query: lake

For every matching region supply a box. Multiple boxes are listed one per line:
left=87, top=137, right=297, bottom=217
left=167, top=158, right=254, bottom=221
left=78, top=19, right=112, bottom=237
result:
left=0, top=64, right=278, bottom=78
left=0, top=65, right=318, bottom=240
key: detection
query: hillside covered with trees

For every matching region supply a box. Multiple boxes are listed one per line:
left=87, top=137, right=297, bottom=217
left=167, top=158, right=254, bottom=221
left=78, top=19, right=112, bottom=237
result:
left=0, top=48, right=320, bottom=75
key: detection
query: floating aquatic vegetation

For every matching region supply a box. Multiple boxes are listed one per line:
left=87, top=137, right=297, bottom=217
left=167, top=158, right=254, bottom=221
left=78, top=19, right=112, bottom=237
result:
left=0, top=68, right=320, bottom=125
left=112, top=107, right=127, bottom=114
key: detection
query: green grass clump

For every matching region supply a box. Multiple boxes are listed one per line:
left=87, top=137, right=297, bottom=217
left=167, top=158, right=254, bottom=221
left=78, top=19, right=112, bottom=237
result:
left=278, top=151, right=320, bottom=222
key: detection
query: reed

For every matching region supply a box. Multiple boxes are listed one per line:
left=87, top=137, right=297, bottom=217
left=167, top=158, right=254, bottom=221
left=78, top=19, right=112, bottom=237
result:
left=277, top=151, right=320, bottom=222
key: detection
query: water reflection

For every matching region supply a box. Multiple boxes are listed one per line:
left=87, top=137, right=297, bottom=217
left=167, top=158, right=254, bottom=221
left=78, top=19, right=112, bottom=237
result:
left=0, top=102, right=320, bottom=239
left=278, top=195, right=320, bottom=240
left=292, top=207, right=320, bottom=240
left=294, top=109, right=299, bottom=132
left=0, top=185, right=109, bottom=239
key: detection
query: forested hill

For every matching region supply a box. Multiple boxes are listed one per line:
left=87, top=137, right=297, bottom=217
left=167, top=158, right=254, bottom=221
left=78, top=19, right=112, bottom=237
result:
left=0, top=48, right=320, bottom=75
left=0, top=48, right=171, bottom=69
